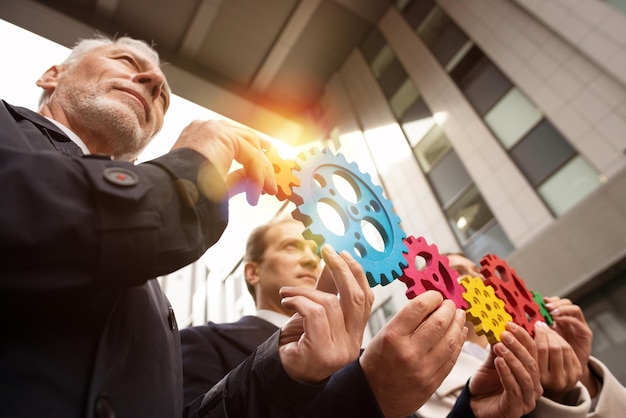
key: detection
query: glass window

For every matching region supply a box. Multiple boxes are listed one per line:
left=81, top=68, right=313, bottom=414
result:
left=390, top=79, right=420, bottom=118
left=419, top=11, right=469, bottom=70
left=538, top=155, right=602, bottom=216
left=484, top=88, right=543, bottom=149
left=449, top=44, right=484, bottom=84
left=368, top=297, right=396, bottom=335
left=361, top=29, right=387, bottom=65
left=412, top=124, right=451, bottom=172
left=463, top=221, right=514, bottom=262
left=576, top=266, right=626, bottom=385
left=510, top=119, right=577, bottom=187
left=429, top=150, right=473, bottom=206
left=378, top=58, right=408, bottom=99
left=445, top=40, right=474, bottom=73
left=604, top=0, right=626, bottom=14
left=369, top=44, right=396, bottom=79
left=401, top=0, right=436, bottom=29
left=401, top=96, right=435, bottom=147
left=460, top=60, right=513, bottom=115
left=445, top=186, right=495, bottom=244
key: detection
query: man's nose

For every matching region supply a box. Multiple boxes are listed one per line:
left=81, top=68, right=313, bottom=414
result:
left=301, top=250, right=321, bottom=270
left=133, top=70, right=165, bottom=101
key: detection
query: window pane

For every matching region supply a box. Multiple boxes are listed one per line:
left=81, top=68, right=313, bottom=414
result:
left=378, top=58, right=408, bottom=99
left=401, top=97, right=434, bottom=147
left=368, top=310, right=384, bottom=335
left=369, top=44, right=396, bottom=78
left=429, top=150, right=472, bottom=206
left=538, top=155, right=602, bottom=216
left=510, top=119, right=576, bottom=186
left=390, top=79, right=420, bottom=118
left=421, top=14, right=469, bottom=70
left=381, top=298, right=397, bottom=320
left=361, top=29, right=387, bottom=65
left=604, top=0, right=626, bottom=14
left=461, top=61, right=513, bottom=115
left=485, top=88, right=543, bottom=149
left=402, top=0, right=436, bottom=29
left=445, top=186, right=495, bottom=244
left=449, top=45, right=484, bottom=85
left=463, top=221, right=514, bottom=262
left=412, top=124, right=451, bottom=172
left=445, top=40, right=474, bottom=72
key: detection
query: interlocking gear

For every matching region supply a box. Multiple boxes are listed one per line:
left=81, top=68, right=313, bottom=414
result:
left=263, top=146, right=300, bottom=201
left=399, top=236, right=467, bottom=309
left=461, top=275, right=512, bottom=344
left=480, top=254, right=543, bottom=337
left=290, top=147, right=407, bottom=287
left=532, top=290, right=554, bottom=326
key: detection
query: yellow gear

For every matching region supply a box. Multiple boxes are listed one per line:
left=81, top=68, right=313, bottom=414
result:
left=460, top=275, right=512, bottom=345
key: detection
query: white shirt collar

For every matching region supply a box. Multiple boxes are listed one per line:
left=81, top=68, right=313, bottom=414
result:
left=256, top=309, right=290, bottom=328
left=44, top=117, right=91, bottom=155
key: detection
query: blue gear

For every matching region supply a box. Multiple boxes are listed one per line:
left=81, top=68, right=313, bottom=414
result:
left=291, top=147, right=407, bottom=287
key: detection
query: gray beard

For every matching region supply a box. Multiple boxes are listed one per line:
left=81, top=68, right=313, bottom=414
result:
left=57, top=85, right=153, bottom=160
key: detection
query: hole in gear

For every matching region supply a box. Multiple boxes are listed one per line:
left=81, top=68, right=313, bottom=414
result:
left=332, top=172, right=358, bottom=203
left=361, top=219, right=385, bottom=252
left=316, top=200, right=346, bottom=236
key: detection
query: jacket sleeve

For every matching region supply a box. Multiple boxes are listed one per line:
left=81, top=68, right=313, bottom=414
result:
left=587, top=356, right=626, bottom=417
left=180, top=325, right=233, bottom=406
left=306, top=359, right=384, bottom=417
left=529, top=383, right=590, bottom=418
left=0, top=143, right=228, bottom=290
left=184, top=332, right=326, bottom=418
left=447, top=381, right=476, bottom=418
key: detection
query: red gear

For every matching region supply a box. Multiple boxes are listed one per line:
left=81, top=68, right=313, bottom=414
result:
left=399, top=236, right=467, bottom=309
left=480, top=254, right=542, bottom=336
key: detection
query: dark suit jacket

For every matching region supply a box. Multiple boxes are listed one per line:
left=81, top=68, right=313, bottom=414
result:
left=0, top=100, right=230, bottom=418
left=182, top=316, right=390, bottom=417
left=181, top=316, right=279, bottom=405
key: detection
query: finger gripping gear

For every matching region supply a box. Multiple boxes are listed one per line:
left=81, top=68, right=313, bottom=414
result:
left=480, top=254, right=543, bottom=337
left=290, top=147, right=407, bottom=287
left=461, top=275, right=512, bottom=344
left=532, top=290, right=554, bottom=326
left=263, top=146, right=300, bottom=201
left=399, top=236, right=467, bottom=309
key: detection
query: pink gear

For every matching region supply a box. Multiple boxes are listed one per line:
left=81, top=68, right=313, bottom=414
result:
left=480, top=254, right=542, bottom=337
left=399, top=235, right=467, bottom=309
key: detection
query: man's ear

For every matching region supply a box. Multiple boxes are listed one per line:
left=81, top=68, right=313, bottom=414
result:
left=36, top=65, right=63, bottom=92
left=244, top=262, right=260, bottom=288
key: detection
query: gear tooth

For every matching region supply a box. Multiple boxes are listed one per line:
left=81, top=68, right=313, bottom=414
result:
left=289, top=185, right=305, bottom=206
left=291, top=207, right=312, bottom=227
left=479, top=254, right=542, bottom=337
left=399, top=235, right=467, bottom=308
left=302, top=229, right=325, bottom=254
left=461, top=276, right=512, bottom=344
left=291, top=147, right=406, bottom=288
left=365, top=271, right=377, bottom=288
left=532, top=290, right=554, bottom=326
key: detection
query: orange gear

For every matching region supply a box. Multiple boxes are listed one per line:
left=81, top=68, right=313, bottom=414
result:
left=480, top=254, right=542, bottom=337
left=264, top=146, right=300, bottom=201
left=461, top=275, right=512, bottom=344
